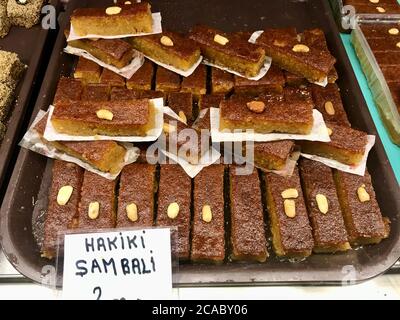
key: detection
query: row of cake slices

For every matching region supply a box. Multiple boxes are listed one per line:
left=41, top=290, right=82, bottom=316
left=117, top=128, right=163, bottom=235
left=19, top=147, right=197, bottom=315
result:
left=67, top=2, right=337, bottom=83
left=41, top=159, right=389, bottom=262
left=32, top=55, right=369, bottom=176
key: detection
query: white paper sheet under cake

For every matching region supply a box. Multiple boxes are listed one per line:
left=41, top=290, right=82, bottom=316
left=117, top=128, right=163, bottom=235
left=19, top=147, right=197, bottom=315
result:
left=301, top=135, right=376, bottom=176
left=43, top=98, right=164, bottom=142
left=141, top=54, right=203, bottom=77
left=64, top=46, right=144, bottom=79
left=248, top=30, right=328, bottom=87
left=202, top=56, right=272, bottom=81
left=160, top=147, right=221, bottom=178
left=210, top=108, right=331, bottom=143
left=20, top=111, right=140, bottom=180
left=67, top=12, right=162, bottom=41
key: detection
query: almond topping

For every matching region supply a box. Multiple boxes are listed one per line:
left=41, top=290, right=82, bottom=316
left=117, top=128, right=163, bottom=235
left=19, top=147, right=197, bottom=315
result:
left=246, top=101, right=266, bottom=113
left=357, top=185, right=370, bottom=202
left=105, top=6, right=122, bottom=15
left=388, top=28, right=399, bottom=35
left=96, top=109, right=114, bottom=121
left=284, top=199, right=296, bottom=218
left=178, top=111, right=187, bottom=124
left=167, top=202, right=180, bottom=219
left=88, top=202, right=100, bottom=220
left=376, top=6, right=386, bottom=13
left=316, top=194, right=329, bottom=214
left=202, top=205, right=212, bottom=223
left=160, top=35, right=174, bottom=47
left=292, top=44, right=310, bottom=53
left=324, top=101, right=335, bottom=115
left=126, top=203, right=138, bottom=222
left=281, top=188, right=299, bottom=199
left=57, top=186, right=73, bottom=206
left=214, top=34, right=229, bottom=45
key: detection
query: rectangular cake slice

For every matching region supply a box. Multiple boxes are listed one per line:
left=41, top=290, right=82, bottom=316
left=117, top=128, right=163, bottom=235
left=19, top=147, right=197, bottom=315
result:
left=156, top=165, right=192, bottom=260
left=333, top=169, right=389, bottom=245
left=77, top=171, right=117, bottom=230
left=264, top=168, right=314, bottom=257
left=51, top=99, right=155, bottom=137
left=311, top=84, right=350, bottom=126
left=68, top=36, right=135, bottom=69
left=53, top=77, right=83, bottom=104
left=126, top=60, right=154, bottom=90
left=168, top=92, right=193, bottom=122
left=117, top=163, right=156, bottom=227
left=189, top=25, right=266, bottom=78
left=35, top=114, right=127, bottom=174
left=191, top=165, right=225, bottom=263
left=220, top=93, right=313, bottom=134
left=42, top=160, right=83, bottom=259
left=100, top=69, right=126, bottom=87
left=300, top=122, right=368, bottom=166
left=229, top=166, right=267, bottom=262
left=180, top=64, right=207, bottom=99
left=211, top=67, right=234, bottom=94
left=71, top=2, right=153, bottom=37
left=155, top=66, right=181, bottom=92
left=74, top=57, right=102, bottom=84
left=299, top=159, right=350, bottom=253
left=256, top=28, right=336, bottom=83
left=130, top=31, right=201, bottom=71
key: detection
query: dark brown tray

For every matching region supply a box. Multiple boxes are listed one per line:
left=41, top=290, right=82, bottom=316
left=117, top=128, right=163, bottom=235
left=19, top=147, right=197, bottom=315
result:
left=1, top=0, right=400, bottom=287
left=0, top=0, right=61, bottom=198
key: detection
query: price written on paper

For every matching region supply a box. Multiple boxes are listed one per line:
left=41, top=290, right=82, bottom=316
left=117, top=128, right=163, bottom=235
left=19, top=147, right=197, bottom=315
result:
left=62, top=228, right=173, bottom=300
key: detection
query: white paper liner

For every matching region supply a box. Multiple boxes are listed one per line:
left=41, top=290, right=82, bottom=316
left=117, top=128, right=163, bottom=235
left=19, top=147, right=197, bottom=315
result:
left=301, top=135, right=376, bottom=176
left=64, top=45, right=144, bottom=79
left=143, top=54, right=203, bottom=77
left=67, top=12, right=162, bottom=41
left=202, top=56, right=272, bottom=81
left=43, top=98, right=164, bottom=142
left=160, top=147, right=221, bottom=178
left=210, top=108, right=331, bottom=143
left=20, top=111, right=140, bottom=180
left=163, top=106, right=185, bottom=122
left=249, top=30, right=328, bottom=87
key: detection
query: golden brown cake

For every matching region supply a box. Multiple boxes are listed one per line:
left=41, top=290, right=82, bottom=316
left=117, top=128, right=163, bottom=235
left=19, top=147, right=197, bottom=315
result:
left=71, top=2, right=153, bottom=37
left=220, top=93, right=314, bottom=135
left=155, top=66, right=181, bottom=92
left=299, top=159, right=351, bottom=253
left=256, top=28, right=336, bottom=83
left=191, top=165, right=225, bottom=263
left=180, top=64, right=207, bottom=100
left=156, top=165, right=192, bottom=260
left=333, top=169, right=390, bottom=245
left=117, top=163, right=156, bottom=227
left=168, top=92, right=193, bottom=122
left=77, top=171, right=117, bottom=230
left=252, top=140, right=295, bottom=171
left=311, top=84, right=350, bottom=126
left=42, top=161, right=83, bottom=259
left=51, top=99, right=156, bottom=137
left=81, top=84, right=110, bottom=101
left=126, top=60, right=154, bottom=90
left=53, top=77, right=83, bottom=104
left=234, top=64, right=285, bottom=95
left=211, top=67, right=234, bottom=94
left=229, top=166, right=267, bottom=262
left=73, top=57, right=102, bottom=84
left=264, top=168, right=314, bottom=257
left=100, top=68, right=126, bottom=87
left=300, top=122, right=368, bottom=165
left=189, top=25, right=266, bottom=78
left=35, top=114, right=127, bottom=174
left=110, top=87, right=141, bottom=101
left=68, top=35, right=135, bottom=69
left=130, top=31, right=201, bottom=71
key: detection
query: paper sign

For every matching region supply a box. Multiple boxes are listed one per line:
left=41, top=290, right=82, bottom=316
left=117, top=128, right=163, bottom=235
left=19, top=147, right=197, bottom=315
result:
left=62, top=228, right=173, bottom=300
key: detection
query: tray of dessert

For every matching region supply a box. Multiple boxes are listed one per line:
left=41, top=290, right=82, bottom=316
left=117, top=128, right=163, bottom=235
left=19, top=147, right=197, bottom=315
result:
left=1, top=0, right=399, bottom=287
left=0, top=0, right=60, bottom=195
left=351, top=22, right=400, bottom=146
left=329, top=0, right=400, bottom=33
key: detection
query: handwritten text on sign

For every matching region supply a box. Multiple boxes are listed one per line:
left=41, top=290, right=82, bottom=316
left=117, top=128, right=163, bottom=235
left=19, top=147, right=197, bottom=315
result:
left=62, top=228, right=173, bottom=300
